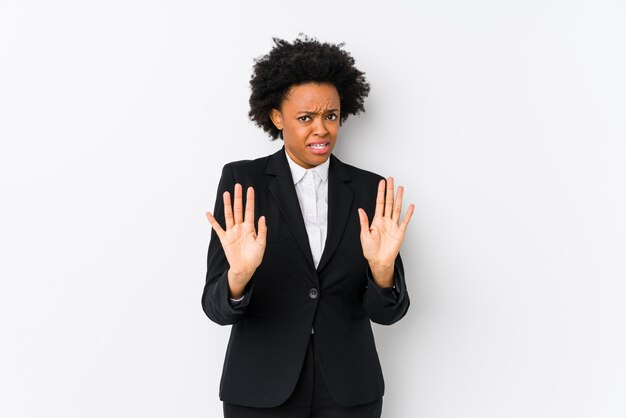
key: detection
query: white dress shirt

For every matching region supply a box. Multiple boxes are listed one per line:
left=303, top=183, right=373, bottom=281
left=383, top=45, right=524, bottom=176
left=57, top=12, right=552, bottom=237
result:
left=284, top=150, right=329, bottom=268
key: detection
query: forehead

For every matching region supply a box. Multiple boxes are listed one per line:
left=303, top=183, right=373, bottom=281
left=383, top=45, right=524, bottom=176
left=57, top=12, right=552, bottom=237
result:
left=282, top=82, right=340, bottom=111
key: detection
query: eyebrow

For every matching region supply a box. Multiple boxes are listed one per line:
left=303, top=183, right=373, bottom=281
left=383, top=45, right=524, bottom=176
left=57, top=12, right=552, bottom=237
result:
left=297, top=109, right=340, bottom=115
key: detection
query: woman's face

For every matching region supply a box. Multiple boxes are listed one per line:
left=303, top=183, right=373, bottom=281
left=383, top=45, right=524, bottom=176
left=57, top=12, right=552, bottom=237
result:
left=270, top=82, right=341, bottom=169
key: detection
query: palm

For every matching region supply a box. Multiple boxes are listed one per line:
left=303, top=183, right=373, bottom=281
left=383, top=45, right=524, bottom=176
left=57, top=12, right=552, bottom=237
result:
left=220, top=221, right=265, bottom=273
left=361, top=215, right=405, bottom=267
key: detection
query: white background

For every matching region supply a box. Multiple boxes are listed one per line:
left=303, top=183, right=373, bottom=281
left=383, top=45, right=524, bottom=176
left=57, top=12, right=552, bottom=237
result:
left=1, top=1, right=625, bottom=417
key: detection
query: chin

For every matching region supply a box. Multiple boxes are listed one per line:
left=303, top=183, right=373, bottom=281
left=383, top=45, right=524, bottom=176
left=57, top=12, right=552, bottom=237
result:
left=309, top=154, right=331, bottom=165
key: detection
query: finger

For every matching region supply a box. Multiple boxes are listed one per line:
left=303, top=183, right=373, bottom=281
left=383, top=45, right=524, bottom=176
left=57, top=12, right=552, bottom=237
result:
left=233, top=183, right=243, bottom=224
left=256, top=215, right=267, bottom=246
left=223, top=191, right=234, bottom=229
left=392, top=186, right=404, bottom=223
left=205, top=211, right=225, bottom=239
left=384, top=177, right=394, bottom=218
left=399, top=204, right=415, bottom=232
left=244, top=187, right=255, bottom=224
left=374, top=179, right=385, bottom=219
left=358, top=208, right=370, bottom=236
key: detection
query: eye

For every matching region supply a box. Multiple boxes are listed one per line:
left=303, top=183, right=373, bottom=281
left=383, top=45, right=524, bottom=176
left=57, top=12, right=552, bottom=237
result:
left=298, top=115, right=311, bottom=122
left=326, top=113, right=338, bottom=121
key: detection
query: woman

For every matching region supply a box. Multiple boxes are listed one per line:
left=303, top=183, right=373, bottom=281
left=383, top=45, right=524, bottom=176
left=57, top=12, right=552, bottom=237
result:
left=202, top=36, right=414, bottom=418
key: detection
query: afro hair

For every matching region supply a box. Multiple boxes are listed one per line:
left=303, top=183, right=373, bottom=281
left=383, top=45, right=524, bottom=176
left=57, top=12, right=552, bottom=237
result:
left=248, top=35, right=371, bottom=140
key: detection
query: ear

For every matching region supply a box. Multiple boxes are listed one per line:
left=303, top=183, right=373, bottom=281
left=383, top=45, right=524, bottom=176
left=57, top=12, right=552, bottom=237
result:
left=269, top=109, right=284, bottom=131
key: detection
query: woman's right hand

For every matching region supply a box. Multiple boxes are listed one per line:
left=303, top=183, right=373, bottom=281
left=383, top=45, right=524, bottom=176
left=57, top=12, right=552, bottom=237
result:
left=205, top=184, right=267, bottom=299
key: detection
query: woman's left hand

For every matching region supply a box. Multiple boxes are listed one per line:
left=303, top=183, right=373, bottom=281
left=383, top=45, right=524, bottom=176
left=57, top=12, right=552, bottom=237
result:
left=358, top=177, right=414, bottom=288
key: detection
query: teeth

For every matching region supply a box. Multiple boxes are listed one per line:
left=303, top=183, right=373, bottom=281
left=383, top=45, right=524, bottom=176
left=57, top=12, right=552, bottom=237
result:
left=310, top=144, right=326, bottom=148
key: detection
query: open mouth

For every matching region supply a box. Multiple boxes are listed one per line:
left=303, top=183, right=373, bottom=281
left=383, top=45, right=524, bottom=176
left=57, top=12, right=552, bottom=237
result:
left=307, top=142, right=330, bottom=154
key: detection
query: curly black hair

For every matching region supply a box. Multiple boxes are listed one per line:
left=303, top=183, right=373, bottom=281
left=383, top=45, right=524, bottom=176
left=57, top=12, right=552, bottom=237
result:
left=248, top=35, right=371, bottom=140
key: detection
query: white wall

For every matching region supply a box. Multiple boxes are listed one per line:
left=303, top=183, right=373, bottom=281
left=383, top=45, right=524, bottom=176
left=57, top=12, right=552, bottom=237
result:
left=1, top=1, right=625, bottom=417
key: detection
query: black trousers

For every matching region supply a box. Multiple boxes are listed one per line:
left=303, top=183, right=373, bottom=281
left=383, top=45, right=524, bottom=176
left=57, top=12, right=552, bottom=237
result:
left=223, top=335, right=383, bottom=418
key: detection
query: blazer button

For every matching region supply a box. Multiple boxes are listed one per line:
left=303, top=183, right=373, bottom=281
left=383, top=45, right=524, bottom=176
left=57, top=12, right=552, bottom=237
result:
left=308, top=288, right=319, bottom=299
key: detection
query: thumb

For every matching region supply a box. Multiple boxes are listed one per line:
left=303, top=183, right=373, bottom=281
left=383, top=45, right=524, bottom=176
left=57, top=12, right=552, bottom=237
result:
left=358, top=208, right=370, bottom=237
left=256, top=216, right=267, bottom=245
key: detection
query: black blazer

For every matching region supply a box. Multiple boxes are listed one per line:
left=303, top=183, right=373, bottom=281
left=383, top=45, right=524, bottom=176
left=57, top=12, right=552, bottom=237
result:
left=202, top=147, right=410, bottom=408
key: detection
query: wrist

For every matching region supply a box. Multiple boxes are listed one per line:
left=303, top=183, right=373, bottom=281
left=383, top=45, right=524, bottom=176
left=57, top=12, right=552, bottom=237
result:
left=369, top=263, right=395, bottom=288
left=227, top=269, right=252, bottom=299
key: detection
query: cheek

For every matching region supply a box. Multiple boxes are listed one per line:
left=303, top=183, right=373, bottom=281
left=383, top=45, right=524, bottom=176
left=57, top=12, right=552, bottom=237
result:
left=284, top=125, right=309, bottom=146
left=289, top=125, right=310, bottom=139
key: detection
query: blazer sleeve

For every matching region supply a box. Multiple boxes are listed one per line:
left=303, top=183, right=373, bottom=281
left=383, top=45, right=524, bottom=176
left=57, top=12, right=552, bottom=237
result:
left=364, top=253, right=410, bottom=325
left=201, top=164, right=254, bottom=326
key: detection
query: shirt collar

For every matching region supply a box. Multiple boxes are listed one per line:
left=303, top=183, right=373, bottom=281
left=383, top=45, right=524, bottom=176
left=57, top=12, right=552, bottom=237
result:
left=284, top=149, right=330, bottom=185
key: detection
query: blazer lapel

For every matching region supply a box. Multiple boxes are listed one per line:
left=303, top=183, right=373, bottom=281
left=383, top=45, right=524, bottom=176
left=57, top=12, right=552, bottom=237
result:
left=317, top=154, right=354, bottom=272
left=266, top=148, right=315, bottom=270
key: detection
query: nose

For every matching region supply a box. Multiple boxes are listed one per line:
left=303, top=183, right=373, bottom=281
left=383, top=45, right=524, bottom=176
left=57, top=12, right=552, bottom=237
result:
left=312, top=116, right=328, bottom=137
